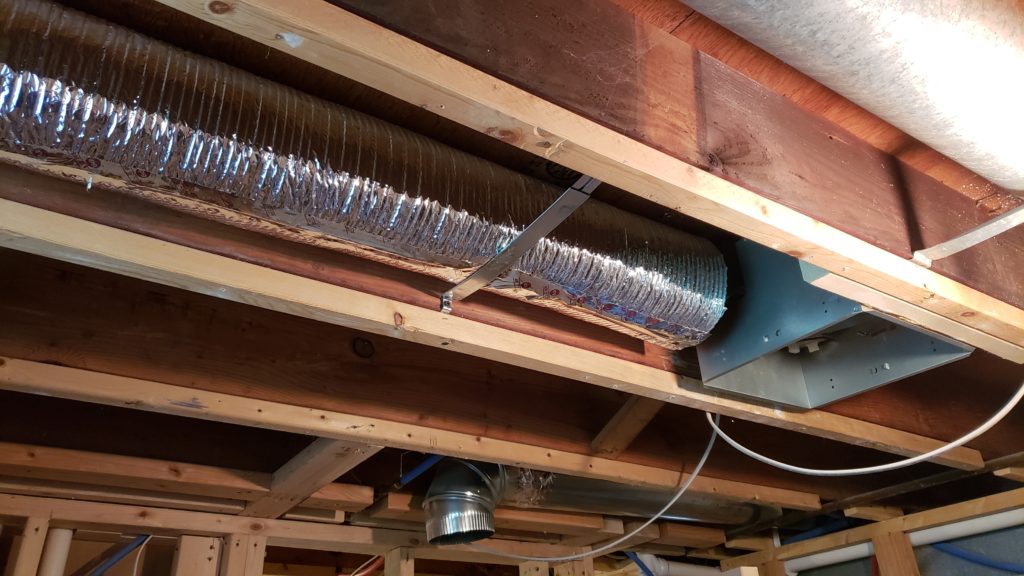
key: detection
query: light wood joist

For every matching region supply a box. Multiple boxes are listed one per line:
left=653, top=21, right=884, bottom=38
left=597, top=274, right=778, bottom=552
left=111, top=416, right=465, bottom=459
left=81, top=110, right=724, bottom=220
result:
left=0, top=198, right=984, bottom=472
left=0, top=441, right=373, bottom=512
left=0, top=493, right=576, bottom=566
left=0, top=357, right=819, bottom=511
left=152, top=0, right=1024, bottom=358
left=590, top=397, right=664, bottom=458
left=722, top=486, right=1024, bottom=570
left=241, top=439, right=381, bottom=519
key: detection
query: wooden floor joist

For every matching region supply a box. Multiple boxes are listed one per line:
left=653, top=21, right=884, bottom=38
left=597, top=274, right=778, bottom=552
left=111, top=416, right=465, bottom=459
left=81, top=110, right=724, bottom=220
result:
left=0, top=441, right=373, bottom=512
left=0, top=357, right=820, bottom=510
left=241, top=439, right=381, bottom=519
left=0, top=198, right=984, bottom=472
left=590, top=397, right=664, bottom=458
left=152, top=0, right=1024, bottom=359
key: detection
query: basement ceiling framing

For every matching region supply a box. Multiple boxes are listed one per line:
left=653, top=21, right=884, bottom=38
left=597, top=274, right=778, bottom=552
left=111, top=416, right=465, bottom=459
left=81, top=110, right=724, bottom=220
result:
left=0, top=0, right=1023, bottom=574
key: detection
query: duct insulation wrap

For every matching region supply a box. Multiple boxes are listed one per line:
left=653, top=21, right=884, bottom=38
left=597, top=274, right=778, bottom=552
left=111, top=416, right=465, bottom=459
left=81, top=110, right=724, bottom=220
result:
left=0, top=0, right=727, bottom=348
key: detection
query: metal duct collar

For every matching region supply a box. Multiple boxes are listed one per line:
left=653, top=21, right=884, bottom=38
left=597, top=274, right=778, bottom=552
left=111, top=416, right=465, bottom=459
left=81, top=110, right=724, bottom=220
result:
left=423, top=460, right=505, bottom=545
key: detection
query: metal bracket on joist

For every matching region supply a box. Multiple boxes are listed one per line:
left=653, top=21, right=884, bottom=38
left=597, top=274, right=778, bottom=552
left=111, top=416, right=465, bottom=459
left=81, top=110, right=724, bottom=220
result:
left=912, top=204, right=1024, bottom=268
left=440, top=174, right=601, bottom=313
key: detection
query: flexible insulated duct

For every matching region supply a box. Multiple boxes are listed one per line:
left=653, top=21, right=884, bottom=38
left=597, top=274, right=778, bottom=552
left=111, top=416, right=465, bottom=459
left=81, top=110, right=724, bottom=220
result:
left=0, top=0, right=727, bottom=348
left=684, top=0, right=1024, bottom=192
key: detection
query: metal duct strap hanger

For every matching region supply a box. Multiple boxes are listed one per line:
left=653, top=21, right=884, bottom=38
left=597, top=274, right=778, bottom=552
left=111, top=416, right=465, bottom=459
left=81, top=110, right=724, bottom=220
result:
left=440, top=174, right=601, bottom=313
left=912, top=205, right=1024, bottom=268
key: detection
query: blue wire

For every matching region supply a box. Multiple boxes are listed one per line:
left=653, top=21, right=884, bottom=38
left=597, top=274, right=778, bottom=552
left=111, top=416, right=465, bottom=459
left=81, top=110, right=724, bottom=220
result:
left=395, top=454, right=445, bottom=489
left=624, top=551, right=657, bottom=576
left=91, top=534, right=150, bottom=575
left=932, top=541, right=1024, bottom=573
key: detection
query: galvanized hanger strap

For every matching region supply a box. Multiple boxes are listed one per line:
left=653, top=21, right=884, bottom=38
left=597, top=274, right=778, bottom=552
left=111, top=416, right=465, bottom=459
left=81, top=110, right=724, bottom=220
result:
left=441, top=175, right=601, bottom=312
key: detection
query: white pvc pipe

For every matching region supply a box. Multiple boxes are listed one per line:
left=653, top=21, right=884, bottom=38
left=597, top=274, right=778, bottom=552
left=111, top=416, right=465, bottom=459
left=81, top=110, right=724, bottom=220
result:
left=37, top=527, right=74, bottom=576
left=783, top=508, right=1024, bottom=574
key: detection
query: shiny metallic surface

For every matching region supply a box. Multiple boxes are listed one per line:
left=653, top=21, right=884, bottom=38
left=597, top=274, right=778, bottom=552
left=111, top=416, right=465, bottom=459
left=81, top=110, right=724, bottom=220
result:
left=0, top=0, right=727, bottom=348
left=684, top=0, right=1024, bottom=192
left=423, top=460, right=505, bottom=545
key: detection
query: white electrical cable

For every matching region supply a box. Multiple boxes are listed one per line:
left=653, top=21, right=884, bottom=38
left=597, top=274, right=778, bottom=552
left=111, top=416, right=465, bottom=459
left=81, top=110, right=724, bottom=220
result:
left=706, top=379, right=1024, bottom=477
left=130, top=535, right=153, bottom=576
left=467, top=414, right=720, bottom=562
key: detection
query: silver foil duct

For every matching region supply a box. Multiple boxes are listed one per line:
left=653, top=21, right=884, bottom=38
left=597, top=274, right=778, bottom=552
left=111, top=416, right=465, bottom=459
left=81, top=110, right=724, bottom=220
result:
left=0, top=0, right=727, bottom=347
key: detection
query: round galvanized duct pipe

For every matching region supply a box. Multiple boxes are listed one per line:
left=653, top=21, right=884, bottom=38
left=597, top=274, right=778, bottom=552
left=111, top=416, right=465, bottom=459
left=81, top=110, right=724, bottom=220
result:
left=683, top=0, right=1024, bottom=192
left=420, top=461, right=778, bottom=545
left=0, top=0, right=727, bottom=348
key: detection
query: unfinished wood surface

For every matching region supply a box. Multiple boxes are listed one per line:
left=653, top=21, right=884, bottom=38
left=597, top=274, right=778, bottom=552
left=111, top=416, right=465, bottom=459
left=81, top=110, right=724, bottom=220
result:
left=0, top=493, right=574, bottom=565
left=872, top=532, right=920, bottom=576
left=654, top=1, right=1019, bottom=210
left=590, top=397, right=664, bottom=458
left=0, top=357, right=820, bottom=510
left=844, top=506, right=904, bottom=522
left=220, top=534, right=267, bottom=576
left=558, top=518, right=625, bottom=547
left=756, top=561, right=786, bottom=576
left=0, top=198, right=984, bottom=471
left=150, top=0, right=1024, bottom=350
left=2, top=517, right=48, bottom=576
left=172, top=535, right=221, bottom=576
left=385, top=548, right=414, bottom=576
left=653, top=522, right=725, bottom=549
left=242, top=439, right=380, bottom=518
left=553, top=558, right=594, bottom=576
left=723, top=486, right=1024, bottom=569
left=725, top=536, right=772, bottom=552
left=994, top=467, right=1024, bottom=483
left=520, top=561, right=549, bottom=576
left=0, top=442, right=373, bottom=512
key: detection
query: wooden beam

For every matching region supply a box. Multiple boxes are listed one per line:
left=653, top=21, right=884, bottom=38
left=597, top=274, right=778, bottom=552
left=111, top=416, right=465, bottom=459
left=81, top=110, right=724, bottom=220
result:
left=553, top=558, right=593, bottom=576
left=994, top=467, right=1024, bottom=483
left=153, top=0, right=1024, bottom=357
left=3, top=517, right=48, bottom=576
left=653, top=522, right=725, bottom=550
left=520, top=561, right=549, bottom=576
left=871, top=532, right=920, bottom=576
left=725, top=536, right=773, bottom=552
left=590, top=397, right=664, bottom=458
left=558, top=518, right=625, bottom=547
left=0, top=199, right=984, bottom=472
left=242, top=439, right=380, bottom=518
left=755, top=561, right=786, bottom=576
left=385, top=548, right=414, bottom=576
left=0, top=493, right=576, bottom=565
left=722, top=486, right=1024, bottom=570
left=220, top=534, right=267, bottom=576
left=0, top=357, right=820, bottom=510
left=172, top=535, right=221, bottom=576
left=0, top=442, right=374, bottom=512
left=844, top=506, right=904, bottom=522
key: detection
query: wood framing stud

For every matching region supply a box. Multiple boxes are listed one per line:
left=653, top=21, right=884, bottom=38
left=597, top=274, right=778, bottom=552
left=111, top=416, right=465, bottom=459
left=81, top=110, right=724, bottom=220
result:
left=172, top=535, right=221, bottom=576
left=220, top=534, right=267, bottom=576
left=554, top=558, right=594, bottom=576
left=844, top=506, right=904, bottom=522
left=242, top=439, right=380, bottom=518
left=384, top=547, right=414, bottom=576
left=756, top=561, right=786, bottom=576
left=3, top=516, right=49, bottom=576
left=872, top=532, right=920, bottom=576
left=590, top=396, right=664, bottom=458
left=520, top=561, right=550, bottom=576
